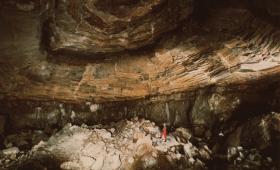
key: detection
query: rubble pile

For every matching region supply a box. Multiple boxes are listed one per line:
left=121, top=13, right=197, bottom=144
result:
left=0, top=118, right=213, bottom=170
left=0, top=115, right=279, bottom=169
left=226, top=146, right=275, bottom=170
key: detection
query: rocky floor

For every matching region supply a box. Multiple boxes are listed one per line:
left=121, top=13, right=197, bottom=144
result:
left=0, top=118, right=277, bottom=170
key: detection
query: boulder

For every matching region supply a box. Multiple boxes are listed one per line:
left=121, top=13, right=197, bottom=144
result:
left=2, top=147, right=19, bottom=156
left=60, top=161, right=81, bottom=170
left=174, top=127, right=192, bottom=143
left=226, top=113, right=280, bottom=151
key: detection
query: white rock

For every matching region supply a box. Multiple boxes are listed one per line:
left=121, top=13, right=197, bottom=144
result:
left=95, top=129, right=111, bottom=139
left=188, top=157, right=195, bottom=164
left=183, top=142, right=197, bottom=158
left=240, top=61, right=279, bottom=72
left=70, top=111, right=76, bottom=121
left=5, top=159, right=10, bottom=164
left=90, top=104, right=99, bottom=112
left=155, top=145, right=168, bottom=152
left=152, top=152, right=157, bottom=158
left=60, top=161, right=80, bottom=170
left=2, top=147, right=19, bottom=155
left=203, top=145, right=212, bottom=154
left=199, top=148, right=210, bottom=160
left=174, top=127, right=192, bottom=141
left=239, top=152, right=244, bottom=159
left=141, top=155, right=157, bottom=169
left=144, top=126, right=160, bottom=135
left=109, top=128, right=115, bottom=133
left=128, top=157, right=134, bottom=164
left=175, top=153, right=182, bottom=159
left=227, top=147, right=237, bottom=160
left=80, top=156, right=95, bottom=169
left=81, top=142, right=106, bottom=165
left=91, top=155, right=105, bottom=170
left=218, top=132, right=224, bottom=137
left=267, top=157, right=273, bottom=163
left=155, top=131, right=161, bottom=138
left=237, top=146, right=243, bottom=151
left=170, top=147, right=175, bottom=152
left=10, top=153, right=17, bottom=160
left=32, top=141, right=46, bottom=151
left=102, top=154, right=121, bottom=170
left=136, top=136, right=152, bottom=147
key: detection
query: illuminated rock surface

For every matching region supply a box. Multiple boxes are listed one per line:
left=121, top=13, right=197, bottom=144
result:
left=1, top=0, right=280, bottom=169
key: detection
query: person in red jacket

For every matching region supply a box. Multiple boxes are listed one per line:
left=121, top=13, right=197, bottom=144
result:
left=162, top=123, right=167, bottom=142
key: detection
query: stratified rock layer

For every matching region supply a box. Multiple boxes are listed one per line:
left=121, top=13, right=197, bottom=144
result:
left=47, top=0, right=193, bottom=54
left=1, top=1, right=280, bottom=169
left=1, top=1, right=280, bottom=138
left=1, top=5, right=280, bottom=103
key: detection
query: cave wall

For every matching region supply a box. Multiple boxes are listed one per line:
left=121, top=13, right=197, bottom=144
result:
left=0, top=0, right=280, bottom=138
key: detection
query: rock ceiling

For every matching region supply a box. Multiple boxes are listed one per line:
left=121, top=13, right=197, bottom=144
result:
left=0, top=0, right=280, bottom=104
left=49, top=0, right=193, bottom=54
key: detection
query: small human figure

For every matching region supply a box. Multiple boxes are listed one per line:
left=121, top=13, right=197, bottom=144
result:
left=162, top=123, right=167, bottom=142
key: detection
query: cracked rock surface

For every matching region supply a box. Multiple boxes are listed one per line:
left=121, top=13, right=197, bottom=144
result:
left=1, top=0, right=280, bottom=169
left=47, top=0, right=193, bottom=54
left=1, top=118, right=210, bottom=170
left=1, top=116, right=278, bottom=170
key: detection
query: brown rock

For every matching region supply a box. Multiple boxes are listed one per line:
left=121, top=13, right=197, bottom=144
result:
left=0, top=115, right=5, bottom=135
left=1, top=1, right=280, bottom=138
left=174, top=127, right=192, bottom=143
left=47, top=0, right=193, bottom=54
left=226, top=113, right=280, bottom=151
left=133, top=132, right=145, bottom=143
